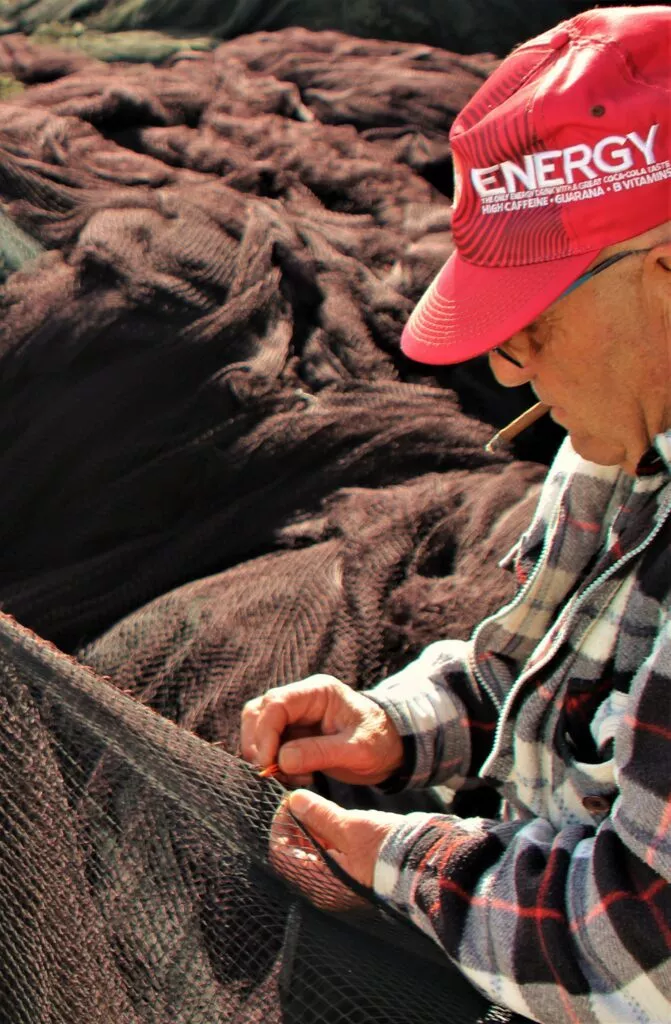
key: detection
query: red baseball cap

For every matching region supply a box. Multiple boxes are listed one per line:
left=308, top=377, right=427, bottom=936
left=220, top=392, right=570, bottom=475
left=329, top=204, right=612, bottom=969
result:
left=401, top=6, right=671, bottom=366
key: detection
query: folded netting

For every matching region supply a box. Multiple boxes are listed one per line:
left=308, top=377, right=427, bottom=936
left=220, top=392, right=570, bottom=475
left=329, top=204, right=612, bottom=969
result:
left=0, top=31, right=560, bottom=652
left=0, top=33, right=548, bottom=1022
left=78, top=462, right=543, bottom=752
left=0, top=611, right=531, bottom=1024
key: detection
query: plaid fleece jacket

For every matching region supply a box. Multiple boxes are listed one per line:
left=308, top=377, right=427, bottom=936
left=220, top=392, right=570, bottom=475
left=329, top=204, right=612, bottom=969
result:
left=367, top=435, right=671, bottom=1024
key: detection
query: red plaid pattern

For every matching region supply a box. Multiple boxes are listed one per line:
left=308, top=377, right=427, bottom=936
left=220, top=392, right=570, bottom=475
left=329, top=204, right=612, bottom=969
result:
left=369, top=435, right=671, bottom=1022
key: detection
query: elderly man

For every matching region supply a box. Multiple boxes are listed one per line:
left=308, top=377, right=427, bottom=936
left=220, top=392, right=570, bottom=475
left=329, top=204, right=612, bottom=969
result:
left=242, top=7, right=671, bottom=1022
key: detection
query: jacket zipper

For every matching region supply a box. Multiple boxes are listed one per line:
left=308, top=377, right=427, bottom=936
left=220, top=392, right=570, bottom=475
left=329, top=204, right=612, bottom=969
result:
left=467, top=491, right=565, bottom=711
left=472, top=489, right=671, bottom=764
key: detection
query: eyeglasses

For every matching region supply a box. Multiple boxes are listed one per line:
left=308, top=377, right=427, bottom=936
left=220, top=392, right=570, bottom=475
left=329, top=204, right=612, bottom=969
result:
left=493, top=248, right=652, bottom=370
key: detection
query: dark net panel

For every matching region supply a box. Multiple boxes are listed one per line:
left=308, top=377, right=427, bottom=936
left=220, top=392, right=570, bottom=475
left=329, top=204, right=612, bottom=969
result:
left=0, top=613, right=526, bottom=1024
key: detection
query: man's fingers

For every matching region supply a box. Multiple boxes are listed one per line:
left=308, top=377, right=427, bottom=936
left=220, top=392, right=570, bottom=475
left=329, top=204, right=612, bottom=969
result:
left=241, top=678, right=335, bottom=766
left=278, top=732, right=351, bottom=776
left=269, top=797, right=366, bottom=913
left=274, top=793, right=403, bottom=900
left=286, top=789, right=348, bottom=851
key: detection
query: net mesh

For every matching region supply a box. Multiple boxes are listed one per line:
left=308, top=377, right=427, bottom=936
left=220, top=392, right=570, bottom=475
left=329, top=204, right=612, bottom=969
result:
left=0, top=29, right=548, bottom=1022
left=1, top=612, right=527, bottom=1023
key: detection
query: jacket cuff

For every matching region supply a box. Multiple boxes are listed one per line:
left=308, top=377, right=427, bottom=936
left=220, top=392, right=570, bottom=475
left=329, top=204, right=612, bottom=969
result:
left=364, top=656, right=472, bottom=790
left=373, top=813, right=457, bottom=923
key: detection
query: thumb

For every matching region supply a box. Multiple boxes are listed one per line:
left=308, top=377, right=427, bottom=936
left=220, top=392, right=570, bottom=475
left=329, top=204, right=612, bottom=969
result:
left=286, top=790, right=347, bottom=851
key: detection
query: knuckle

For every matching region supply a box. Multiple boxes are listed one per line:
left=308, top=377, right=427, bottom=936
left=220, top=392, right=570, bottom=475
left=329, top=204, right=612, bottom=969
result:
left=241, top=699, right=260, bottom=722
left=256, top=689, right=286, bottom=714
left=301, top=673, right=340, bottom=689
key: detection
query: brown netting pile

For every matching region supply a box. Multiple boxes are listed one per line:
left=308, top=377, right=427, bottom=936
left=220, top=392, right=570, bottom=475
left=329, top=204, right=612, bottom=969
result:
left=0, top=29, right=552, bottom=1022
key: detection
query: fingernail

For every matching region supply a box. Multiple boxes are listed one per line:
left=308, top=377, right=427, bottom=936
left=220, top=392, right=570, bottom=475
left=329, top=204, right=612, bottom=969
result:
left=288, top=790, right=311, bottom=817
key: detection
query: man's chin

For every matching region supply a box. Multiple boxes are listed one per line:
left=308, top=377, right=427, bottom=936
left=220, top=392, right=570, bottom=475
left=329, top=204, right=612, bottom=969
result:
left=568, top=431, right=626, bottom=470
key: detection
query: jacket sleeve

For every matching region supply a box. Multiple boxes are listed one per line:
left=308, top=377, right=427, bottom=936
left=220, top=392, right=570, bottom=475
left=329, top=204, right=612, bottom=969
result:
left=364, top=639, right=499, bottom=792
left=371, top=623, right=671, bottom=1024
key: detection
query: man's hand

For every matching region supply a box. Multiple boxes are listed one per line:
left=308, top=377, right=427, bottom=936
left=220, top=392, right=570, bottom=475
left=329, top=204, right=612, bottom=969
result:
left=270, top=789, right=404, bottom=909
left=241, top=674, right=404, bottom=787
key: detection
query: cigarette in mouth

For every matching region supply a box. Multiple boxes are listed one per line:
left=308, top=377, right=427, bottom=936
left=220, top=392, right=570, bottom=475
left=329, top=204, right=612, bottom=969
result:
left=485, top=402, right=550, bottom=453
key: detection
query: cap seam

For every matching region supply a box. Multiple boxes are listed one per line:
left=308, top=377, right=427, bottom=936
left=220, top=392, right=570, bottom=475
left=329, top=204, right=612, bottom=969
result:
left=564, top=10, right=609, bottom=46
left=452, top=43, right=564, bottom=140
left=615, top=39, right=671, bottom=95
left=514, top=44, right=564, bottom=97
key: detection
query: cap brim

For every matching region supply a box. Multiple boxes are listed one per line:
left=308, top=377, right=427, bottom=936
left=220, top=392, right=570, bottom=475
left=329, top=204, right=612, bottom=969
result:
left=401, top=248, right=598, bottom=366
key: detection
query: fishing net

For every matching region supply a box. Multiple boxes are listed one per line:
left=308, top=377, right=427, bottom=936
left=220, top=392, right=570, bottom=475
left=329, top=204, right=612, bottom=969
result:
left=0, top=29, right=559, bottom=652
left=77, top=460, right=543, bottom=750
left=0, top=611, right=532, bottom=1023
left=0, top=28, right=550, bottom=1022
